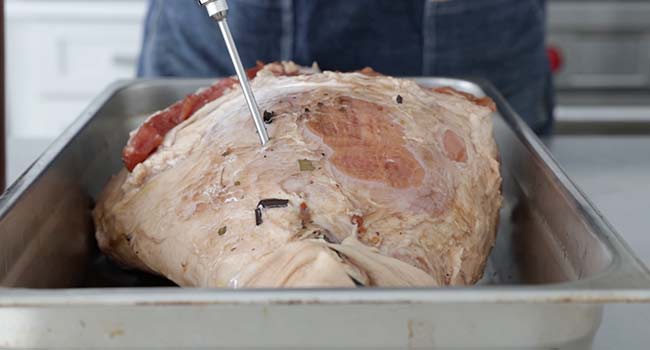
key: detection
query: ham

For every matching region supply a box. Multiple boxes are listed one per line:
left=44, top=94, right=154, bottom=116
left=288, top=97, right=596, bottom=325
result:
left=93, top=62, right=502, bottom=287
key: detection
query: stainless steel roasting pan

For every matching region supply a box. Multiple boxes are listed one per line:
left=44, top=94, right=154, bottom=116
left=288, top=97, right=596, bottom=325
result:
left=0, top=78, right=649, bottom=349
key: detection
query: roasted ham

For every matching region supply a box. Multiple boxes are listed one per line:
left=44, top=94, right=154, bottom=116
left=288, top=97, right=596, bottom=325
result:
left=93, top=62, right=502, bottom=287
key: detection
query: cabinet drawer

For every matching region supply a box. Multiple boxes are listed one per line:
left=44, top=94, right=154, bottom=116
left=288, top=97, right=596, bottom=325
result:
left=6, top=1, right=146, bottom=138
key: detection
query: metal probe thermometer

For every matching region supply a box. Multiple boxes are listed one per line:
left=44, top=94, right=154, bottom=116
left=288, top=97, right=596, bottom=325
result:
left=198, top=0, right=269, bottom=146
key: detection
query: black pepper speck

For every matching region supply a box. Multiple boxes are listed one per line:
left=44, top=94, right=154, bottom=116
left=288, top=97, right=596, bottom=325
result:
left=263, top=110, right=276, bottom=124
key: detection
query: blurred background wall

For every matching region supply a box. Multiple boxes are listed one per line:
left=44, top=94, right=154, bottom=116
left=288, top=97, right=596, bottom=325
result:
left=5, top=0, right=650, bottom=183
left=5, top=0, right=146, bottom=182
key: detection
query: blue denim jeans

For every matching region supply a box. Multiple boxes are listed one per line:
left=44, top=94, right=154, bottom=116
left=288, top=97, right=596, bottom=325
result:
left=138, top=0, right=553, bottom=134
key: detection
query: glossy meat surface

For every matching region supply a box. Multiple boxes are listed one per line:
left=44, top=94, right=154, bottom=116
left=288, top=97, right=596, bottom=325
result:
left=94, top=63, right=502, bottom=287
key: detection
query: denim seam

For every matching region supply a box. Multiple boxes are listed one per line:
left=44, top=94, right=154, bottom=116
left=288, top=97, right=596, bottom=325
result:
left=434, top=0, right=516, bottom=14
left=531, top=0, right=546, bottom=21
left=422, top=0, right=436, bottom=76
left=280, top=0, right=294, bottom=61
left=138, top=0, right=164, bottom=76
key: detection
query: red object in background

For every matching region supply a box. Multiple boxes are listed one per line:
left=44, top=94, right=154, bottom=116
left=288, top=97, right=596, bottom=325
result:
left=547, top=46, right=563, bottom=74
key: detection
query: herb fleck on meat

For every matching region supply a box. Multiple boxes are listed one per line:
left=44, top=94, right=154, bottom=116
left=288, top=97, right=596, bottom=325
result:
left=298, top=159, right=315, bottom=171
left=396, top=95, right=403, bottom=104
left=255, top=208, right=263, bottom=226
left=263, top=110, right=276, bottom=124
left=218, top=226, right=227, bottom=236
left=255, top=199, right=290, bottom=226
left=258, top=199, right=290, bottom=209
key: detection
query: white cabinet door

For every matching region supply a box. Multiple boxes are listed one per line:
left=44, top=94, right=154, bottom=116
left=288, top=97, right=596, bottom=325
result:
left=6, top=1, right=147, bottom=139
